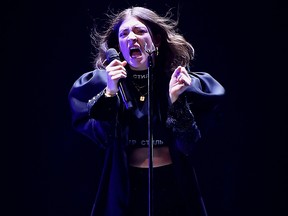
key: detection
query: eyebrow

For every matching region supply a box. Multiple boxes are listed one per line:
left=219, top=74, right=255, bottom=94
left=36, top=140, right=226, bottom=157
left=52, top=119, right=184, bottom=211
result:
left=119, top=25, right=147, bottom=32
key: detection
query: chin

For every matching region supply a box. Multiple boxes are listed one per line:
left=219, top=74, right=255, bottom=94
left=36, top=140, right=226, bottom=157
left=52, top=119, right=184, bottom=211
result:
left=129, top=64, right=147, bottom=71
left=128, top=59, right=145, bottom=69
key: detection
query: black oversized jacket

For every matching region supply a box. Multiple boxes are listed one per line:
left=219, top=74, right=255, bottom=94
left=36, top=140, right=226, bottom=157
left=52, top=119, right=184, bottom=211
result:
left=68, top=69, right=225, bottom=216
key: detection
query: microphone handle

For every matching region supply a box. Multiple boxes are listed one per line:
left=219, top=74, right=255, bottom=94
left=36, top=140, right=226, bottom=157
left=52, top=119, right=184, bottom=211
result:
left=118, top=79, right=133, bottom=110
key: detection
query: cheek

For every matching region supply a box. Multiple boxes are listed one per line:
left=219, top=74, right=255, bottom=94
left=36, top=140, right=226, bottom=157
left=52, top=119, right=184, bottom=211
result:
left=144, top=36, right=154, bottom=48
left=119, top=42, right=127, bottom=53
left=118, top=44, right=130, bottom=60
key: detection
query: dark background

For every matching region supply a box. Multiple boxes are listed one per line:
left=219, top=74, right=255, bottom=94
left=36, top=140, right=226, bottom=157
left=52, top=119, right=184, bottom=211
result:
left=2, top=0, right=286, bottom=215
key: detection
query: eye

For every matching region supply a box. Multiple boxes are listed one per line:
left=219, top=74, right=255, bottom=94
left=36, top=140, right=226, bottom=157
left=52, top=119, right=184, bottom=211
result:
left=135, top=28, right=147, bottom=35
left=119, top=30, right=128, bottom=37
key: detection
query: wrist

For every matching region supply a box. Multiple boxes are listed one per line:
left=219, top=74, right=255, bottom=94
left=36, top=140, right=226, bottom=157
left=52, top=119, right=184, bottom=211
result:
left=169, top=92, right=178, bottom=104
left=104, top=88, right=118, bottom=97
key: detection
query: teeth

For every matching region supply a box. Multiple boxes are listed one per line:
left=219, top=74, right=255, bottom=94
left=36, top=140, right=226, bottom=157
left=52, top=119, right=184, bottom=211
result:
left=130, top=47, right=139, bottom=51
left=129, top=47, right=141, bottom=56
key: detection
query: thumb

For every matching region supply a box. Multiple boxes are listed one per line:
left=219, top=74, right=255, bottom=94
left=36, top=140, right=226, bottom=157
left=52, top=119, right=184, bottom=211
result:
left=121, top=60, right=128, bottom=67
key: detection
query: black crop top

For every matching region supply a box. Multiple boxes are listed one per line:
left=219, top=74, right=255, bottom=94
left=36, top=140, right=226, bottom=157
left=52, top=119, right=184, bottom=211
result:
left=126, top=68, right=173, bottom=148
left=128, top=100, right=172, bottom=148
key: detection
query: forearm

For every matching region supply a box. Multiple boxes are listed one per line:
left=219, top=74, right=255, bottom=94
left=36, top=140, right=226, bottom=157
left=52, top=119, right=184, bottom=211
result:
left=68, top=70, right=120, bottom=148
left=166, top=71, right=225, bottom=155
left=166, top=95, right=201, bottom=155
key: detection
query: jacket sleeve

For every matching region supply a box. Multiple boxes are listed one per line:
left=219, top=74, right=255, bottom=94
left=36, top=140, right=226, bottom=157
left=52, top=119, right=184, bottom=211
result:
left=166, top=71, right=225, bottom=155
left=68, top=69, right=121, bottom=149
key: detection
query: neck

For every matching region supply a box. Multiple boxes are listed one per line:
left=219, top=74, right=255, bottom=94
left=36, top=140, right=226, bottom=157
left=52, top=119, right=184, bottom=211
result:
left=127, top=68, right=148, bottom=80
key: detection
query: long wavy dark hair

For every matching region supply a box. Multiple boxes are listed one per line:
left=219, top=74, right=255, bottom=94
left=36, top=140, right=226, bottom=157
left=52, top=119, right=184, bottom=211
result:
left=91, top=6, right=195, bottom=73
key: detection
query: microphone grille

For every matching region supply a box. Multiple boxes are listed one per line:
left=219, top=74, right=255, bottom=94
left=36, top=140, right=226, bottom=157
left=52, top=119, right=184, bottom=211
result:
left=106, top=48, right=120, bottom=63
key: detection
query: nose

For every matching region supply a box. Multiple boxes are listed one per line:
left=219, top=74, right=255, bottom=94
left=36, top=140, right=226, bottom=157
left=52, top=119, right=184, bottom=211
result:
left=127, top=31, right=137, bottom=41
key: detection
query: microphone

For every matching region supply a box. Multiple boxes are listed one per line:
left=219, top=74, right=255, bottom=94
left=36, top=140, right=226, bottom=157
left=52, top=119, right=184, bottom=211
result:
left=144, top=42, right=156, bottom=55
left=105, top=48, right=133, bottom=110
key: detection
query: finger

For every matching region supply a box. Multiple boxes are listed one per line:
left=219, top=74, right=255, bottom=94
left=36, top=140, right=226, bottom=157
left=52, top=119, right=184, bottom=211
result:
left=172, top=66, right=182, bottom=78
left=179, top=74, right=191, bottom=86
left=178, top=69, right=191, bottom=86
left=108, top=59, right=122, bottom=66
left=108, top=69, right=127, bottom=80
left=107, top=62, right=127, bottom=73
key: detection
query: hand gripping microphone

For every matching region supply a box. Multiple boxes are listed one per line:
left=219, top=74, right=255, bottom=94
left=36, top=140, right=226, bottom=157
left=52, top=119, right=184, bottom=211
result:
left=105, top=48, right=133, bottom=110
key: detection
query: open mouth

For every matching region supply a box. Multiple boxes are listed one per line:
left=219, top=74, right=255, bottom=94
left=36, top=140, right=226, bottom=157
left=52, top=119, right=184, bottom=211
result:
left=129, top=47, right=142, bottom=58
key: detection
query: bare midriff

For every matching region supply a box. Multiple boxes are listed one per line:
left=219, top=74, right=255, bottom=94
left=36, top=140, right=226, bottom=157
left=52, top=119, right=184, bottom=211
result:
left=129, top=146, right=172, bottom=168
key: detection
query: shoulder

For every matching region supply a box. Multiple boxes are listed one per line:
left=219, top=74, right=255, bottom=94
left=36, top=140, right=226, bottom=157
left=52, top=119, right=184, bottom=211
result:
left=188, top=72, right=225, bottom=96
left=74, top=69, right=107, bottom=86
left=69, top=69, right=107, bottom=100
